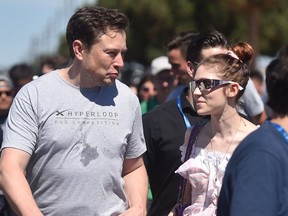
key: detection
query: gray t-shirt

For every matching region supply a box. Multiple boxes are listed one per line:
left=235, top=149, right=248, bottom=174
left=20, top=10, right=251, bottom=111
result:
left=2, top=71, right=146, bottom=216
left=237, top=78, right=264, bottom=119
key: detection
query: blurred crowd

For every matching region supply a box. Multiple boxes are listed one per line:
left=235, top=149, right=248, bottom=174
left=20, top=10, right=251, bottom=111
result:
left=0, top=5, right=287, bottom=216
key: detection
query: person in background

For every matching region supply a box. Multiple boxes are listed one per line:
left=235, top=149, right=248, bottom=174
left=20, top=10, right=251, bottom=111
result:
left=0, top=6, right=147, bottom=216
left=250, top=69, right=264, bottom=97
left=143, top=32, right=203, bottom=216
left=165, top=31, right=200, bottom=101
left=218, top=54, right=288, bottom=216
left=136, top=74, right=157, bottom=206
left=137, top=75, right=157, bottom=103
left=250, top=68, right=275, bottom=119
left=276, top=43, right=288, bottom=60
left=129, top=84, right=138, bottom=95
left=0, top=74, right=12, bottom=216
left=0, top=75, right=13, bottom=129
left=40, top=55, right=68, bottom=75
left=171, top=45, right=258, bottom=216
left=8, top=63, right=34, bottom=96
left=141, top=56, right=174, bottom=114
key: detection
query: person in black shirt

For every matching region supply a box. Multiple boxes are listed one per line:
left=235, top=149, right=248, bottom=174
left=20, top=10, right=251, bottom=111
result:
left=143, top=31, right=206, bottom=216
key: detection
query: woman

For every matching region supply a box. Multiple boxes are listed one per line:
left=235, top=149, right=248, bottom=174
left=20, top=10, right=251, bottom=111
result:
left=137, top=75, right=157, bottom=103
left=173, top=43, right=258, bottom=215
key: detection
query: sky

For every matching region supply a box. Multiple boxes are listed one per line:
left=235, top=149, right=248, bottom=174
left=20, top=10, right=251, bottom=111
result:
left=0, top=0, right=95, bottom=72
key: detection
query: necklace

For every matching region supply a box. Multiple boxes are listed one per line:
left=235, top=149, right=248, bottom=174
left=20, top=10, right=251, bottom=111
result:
left=210, top=117, right=242, bottom=182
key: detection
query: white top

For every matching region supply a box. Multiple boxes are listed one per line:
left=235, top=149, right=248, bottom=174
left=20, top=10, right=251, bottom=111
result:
left=176, top=145, right=231, bottom=216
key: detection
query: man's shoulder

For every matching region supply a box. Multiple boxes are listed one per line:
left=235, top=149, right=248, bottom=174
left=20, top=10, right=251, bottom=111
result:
left=114, top=80, right=140, bottom=103
left=234, top=122, right=285, bottom=158
left=115, top=80, right=137, bottom=95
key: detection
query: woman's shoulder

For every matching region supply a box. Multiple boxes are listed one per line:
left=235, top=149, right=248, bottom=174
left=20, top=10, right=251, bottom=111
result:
left=242, top=118, right=259, bottom=133
left=233, top=118, right=259, bottom=147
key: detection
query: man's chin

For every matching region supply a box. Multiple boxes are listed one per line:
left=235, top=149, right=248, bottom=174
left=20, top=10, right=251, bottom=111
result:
left=103, top=78, right=116, bottom=86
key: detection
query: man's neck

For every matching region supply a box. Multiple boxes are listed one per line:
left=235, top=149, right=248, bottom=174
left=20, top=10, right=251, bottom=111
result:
left=271, top=115, right=288, bottom=132
left=185, top=88, right=195, bottom=110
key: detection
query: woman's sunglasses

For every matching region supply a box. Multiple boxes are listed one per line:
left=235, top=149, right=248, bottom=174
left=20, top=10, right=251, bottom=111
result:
left=190, top=79, right=243, bottom=92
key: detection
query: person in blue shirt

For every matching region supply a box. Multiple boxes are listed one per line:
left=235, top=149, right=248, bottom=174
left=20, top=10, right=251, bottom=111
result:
left=218, top=54, right=288, bottom=216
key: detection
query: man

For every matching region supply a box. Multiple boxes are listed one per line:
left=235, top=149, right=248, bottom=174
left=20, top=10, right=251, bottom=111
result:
left=141, top=56, right=174, bottom=113
left=165, top=31, right=199, bottom=101
left=0, top=74, right=13, bottom=215
left=0, top=75, right=13, bottom=129
left=8, top=63, right=34, bottom=96
left=0, top=6, right=147, bottom=216
left=143, top=31, right=204, bottom=216
left=40, top=55, right=68, bottom=75
left=218, top=57, right=288, bottom=216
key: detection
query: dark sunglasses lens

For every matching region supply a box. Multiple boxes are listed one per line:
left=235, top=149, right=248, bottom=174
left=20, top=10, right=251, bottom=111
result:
left=195, top=79, right=212, bottom=90
left=202, top=80, right=212, bottom=89
left=142, top=87, right=149, bottom=92
left=0, top=91, right=12, bottom=96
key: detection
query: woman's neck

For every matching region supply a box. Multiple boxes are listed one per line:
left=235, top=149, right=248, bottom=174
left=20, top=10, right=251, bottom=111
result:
left=210, top=109, right=242, bottom=137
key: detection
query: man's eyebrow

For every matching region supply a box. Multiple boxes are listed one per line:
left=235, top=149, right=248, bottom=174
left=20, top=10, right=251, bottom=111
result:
left=105, top=48, right=128, bottom=52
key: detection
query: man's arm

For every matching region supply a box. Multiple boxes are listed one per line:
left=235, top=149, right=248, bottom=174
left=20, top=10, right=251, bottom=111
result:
left=0, top=148, right=43, bottom=216
left=228, top=150, right=280, bottom=216
left=120, top=156, right=148, bottom=216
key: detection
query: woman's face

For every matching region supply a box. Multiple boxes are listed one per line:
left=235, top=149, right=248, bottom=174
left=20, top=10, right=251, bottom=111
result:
left=192, top=65, right=230, bottom=116
left=138, top=81, right=156, bottom=101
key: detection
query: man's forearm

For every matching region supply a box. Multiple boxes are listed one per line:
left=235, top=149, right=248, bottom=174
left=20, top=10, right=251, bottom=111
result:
left=0, top=168, right=43, bottom=216
left=123, top=164, right=148, bottom=211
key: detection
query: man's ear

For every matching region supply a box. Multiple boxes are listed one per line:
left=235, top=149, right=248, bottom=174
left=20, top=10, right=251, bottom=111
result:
left=73, top=40, right=84, bottom=60
left=186, top=61, right=195, bottom=79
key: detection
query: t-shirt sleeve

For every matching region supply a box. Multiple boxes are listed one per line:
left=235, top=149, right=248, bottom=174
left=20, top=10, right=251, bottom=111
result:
left=1, top=86, right=38, bottom=155
left=125, top=101, right=146, bottom=159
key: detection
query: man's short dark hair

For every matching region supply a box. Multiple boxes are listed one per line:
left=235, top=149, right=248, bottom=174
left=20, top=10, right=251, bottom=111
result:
left=186, top=29, right=229, bottom=64
left=8, top=63, right=33, bottom=85
left=164, top=31, right=199, bottom=59
left=250, top=69, right=263, bottom=83
left=266, top=58, right=288, bottom=116
left=66, top=6, right=129, bottom=59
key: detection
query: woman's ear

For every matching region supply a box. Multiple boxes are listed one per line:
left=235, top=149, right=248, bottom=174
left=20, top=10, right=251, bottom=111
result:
left=73, top=40, right=84, bottom=60
left=227, top=83, right=240, bottom=98
left=186, top=61, right=195, bottom=79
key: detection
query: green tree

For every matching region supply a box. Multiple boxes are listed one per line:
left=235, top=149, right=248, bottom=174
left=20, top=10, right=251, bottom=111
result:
left=57, top=35, right=70, bottom=60
left=97, top=0, right=198, bottom=65
left=55, top=0, right=288, bottom=67
left=223, top=0, right=279, bottom=57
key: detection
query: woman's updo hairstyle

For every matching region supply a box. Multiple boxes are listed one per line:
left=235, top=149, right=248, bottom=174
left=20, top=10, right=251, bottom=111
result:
left=198, top=42, right=254, bottom=101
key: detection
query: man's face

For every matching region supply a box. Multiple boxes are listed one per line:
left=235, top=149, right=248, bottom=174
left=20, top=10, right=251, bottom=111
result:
left=81, top=29, right=127, bottom=86
left=154, top=70, right=175, bottom=94
left=0, top=81, right=13, bottom=113
left=167, top=48, right=191, bottom=86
